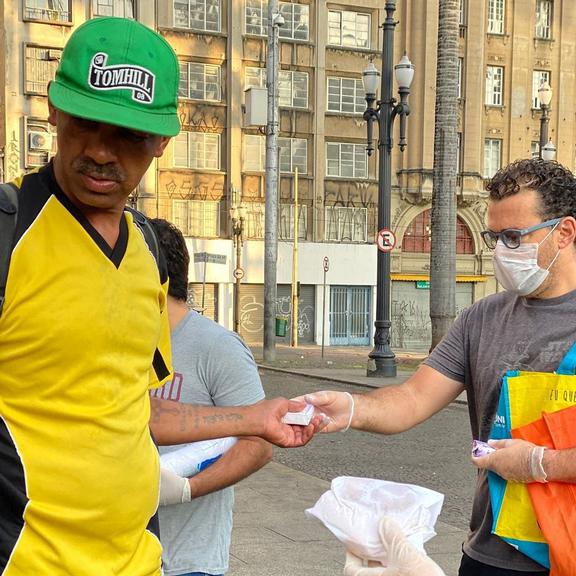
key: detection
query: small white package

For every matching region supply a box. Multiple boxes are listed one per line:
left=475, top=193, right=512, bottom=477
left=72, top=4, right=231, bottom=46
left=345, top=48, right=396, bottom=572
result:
left=160, top=437, right=237, bottom=477
left=282, top=403, right=315, bottom=425
left=305, top=476, right=444, bottom=564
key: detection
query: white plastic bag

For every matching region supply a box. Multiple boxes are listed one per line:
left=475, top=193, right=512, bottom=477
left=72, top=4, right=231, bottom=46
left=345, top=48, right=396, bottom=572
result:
left=160, top=437, right=237, bottom=477
left=305, top=476, right=444, bottom=565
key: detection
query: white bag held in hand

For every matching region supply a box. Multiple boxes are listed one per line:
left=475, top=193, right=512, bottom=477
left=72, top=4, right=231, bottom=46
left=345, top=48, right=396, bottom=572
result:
left=305, top=477, right=444, bottom=565
left=160, top=437, right=237, bottom=477
left=343, top=517, right=445, bottom=576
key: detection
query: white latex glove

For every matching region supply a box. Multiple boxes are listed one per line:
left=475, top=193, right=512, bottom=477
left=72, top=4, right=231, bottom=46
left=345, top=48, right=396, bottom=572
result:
left=343, top=517, right=445, bottom=576
left=159, top=467, right=191, bottom=506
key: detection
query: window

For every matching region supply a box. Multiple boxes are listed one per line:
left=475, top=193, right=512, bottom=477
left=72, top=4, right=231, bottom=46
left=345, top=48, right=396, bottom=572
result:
left=174, top=0, right=220, bottom=32
left=403, top=210, right=473, bottom=254
left=243, top=202, right=265, bottom=238
left=92, top=0, right=134, bottom=17
left=172, top=200, right=220, bottom=237
left=485, top=66, right=504, bottom=106
left=531, top=141, right=540, bottom=158
left=245, top=1, right=309, bottom=41
left=279, top=138, right=307, bottom=174
left=24, top=45, right=62, bottom=95
left=484, top=139, right=501, bottom=179
left=179, top=62, right=221, bottom=101
left=535, top=0, right=552, bottom=39
left=456, top=133, right=463, bottom=174
left=245, top=67, right=309, bottom=108
left=174, top=132, right=220, bottom=170
left=243, top=134, right=266, bottom=172
left=328, top=10, right=370, bottom=49
left=487, top=0, right=505, bottom=34
left=327, top=77, right=365, bottom=114
left=24, top=0, right=71, bottom=23
left=326, top=143, right=367, bottom=179
left=325, top=207, right=367, bottom=243
left=243, top=135, right=307, bottom=174
left=279, top=204, right=307, bottom=240
left=532, top=70, right=550, bottom=109
left=459, top=0, right=466, bottom=25
left=457, top=58, right=464, bottom=99
left=26, top=118, right=56, bottom=168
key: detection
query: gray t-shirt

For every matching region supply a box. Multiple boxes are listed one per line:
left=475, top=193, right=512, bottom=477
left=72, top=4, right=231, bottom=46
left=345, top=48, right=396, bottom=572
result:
left=155, top=311, right=265, bottom=576
left=426, top=288, right=576, bottom=571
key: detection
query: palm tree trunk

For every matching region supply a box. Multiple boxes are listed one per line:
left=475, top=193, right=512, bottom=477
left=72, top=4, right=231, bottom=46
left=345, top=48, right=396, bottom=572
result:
left=430, top=0, right=460, bottom=351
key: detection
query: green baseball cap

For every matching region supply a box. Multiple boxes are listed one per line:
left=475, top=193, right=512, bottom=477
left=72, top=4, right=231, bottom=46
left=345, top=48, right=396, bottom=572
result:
left=49, top=17, right=180, bottom=137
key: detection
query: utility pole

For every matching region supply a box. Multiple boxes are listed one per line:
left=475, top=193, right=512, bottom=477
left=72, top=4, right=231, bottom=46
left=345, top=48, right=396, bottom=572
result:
left=263, top=0, right=283, bottom=362
left=291, top=167, right=299, bottom=347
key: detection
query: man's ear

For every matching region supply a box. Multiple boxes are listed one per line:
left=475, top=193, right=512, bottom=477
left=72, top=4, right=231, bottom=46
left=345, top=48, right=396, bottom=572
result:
left=558, top=217, right=576, bottom=249
left=154, top=137, right=171, bottom=158
left=47, top=82, right=57, bottom=126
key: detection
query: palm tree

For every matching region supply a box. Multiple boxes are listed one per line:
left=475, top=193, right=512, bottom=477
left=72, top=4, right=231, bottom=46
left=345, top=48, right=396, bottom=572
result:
left=429, top=0, right=460, bottom=350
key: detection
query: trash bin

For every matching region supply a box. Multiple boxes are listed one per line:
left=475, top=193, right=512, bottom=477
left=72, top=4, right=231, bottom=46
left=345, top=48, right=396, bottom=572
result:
left=275, top=316, right=288, bottom=337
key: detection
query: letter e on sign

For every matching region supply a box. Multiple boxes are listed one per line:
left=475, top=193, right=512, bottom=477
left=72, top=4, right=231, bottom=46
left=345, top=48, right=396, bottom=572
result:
left=376, top=228, right=396, bottom=253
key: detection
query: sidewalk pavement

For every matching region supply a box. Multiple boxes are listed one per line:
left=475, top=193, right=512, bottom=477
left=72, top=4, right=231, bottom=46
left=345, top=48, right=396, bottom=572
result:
left=226, top=344, right=468, bottom=576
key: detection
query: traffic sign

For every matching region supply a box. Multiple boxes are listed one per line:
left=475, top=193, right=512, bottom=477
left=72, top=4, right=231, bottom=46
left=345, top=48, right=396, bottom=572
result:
left=376, top=228, right=396, bottom=253
left=323, top=256, right=330, bottom=272
left=233, top=267, right=245, bottom=280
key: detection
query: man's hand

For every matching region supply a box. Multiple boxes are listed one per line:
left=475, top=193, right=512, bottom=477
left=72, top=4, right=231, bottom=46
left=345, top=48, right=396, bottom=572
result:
left=299, top=391, right=355, bottom=433
left=252, top=398, right=325, bottom=447
left=159, top=468, right=192, bottom=506
left=472, top=438, right=547, bottom=483
left=343, top=517, right=445, bottom=576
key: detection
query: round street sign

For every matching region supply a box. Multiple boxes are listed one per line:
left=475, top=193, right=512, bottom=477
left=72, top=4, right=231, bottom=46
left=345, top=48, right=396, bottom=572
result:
left=233, top=267, right=245, bottom=280
left=376, top=228, right=397, bottom=253
left=323, top=256, right=330, bottom=272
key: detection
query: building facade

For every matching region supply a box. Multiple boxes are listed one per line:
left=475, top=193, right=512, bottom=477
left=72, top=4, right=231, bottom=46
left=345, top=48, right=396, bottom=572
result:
left=1, top=0, right=572, bottom=349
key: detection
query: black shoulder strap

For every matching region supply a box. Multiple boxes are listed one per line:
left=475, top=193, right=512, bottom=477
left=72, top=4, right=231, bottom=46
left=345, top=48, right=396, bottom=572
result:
left=0, top=182, right=19, bottom=317
left=125, top=206, right=160, bottom=268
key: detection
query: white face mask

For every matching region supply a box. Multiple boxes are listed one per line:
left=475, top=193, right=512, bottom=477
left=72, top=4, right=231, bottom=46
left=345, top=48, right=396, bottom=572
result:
left=492, top=225, right=560, bottom=296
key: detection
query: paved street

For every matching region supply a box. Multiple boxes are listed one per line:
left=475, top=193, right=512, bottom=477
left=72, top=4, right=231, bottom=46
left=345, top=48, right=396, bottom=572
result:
left=229, top=371, right=475, bottom=575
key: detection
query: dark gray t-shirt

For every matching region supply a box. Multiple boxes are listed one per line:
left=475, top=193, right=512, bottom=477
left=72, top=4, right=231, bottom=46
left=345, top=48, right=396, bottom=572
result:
left=426, top=288, right=576, bottom=571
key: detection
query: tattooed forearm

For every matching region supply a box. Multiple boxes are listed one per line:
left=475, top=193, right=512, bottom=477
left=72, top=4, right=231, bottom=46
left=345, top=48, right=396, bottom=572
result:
left=150, top=398, right=250, bottom=445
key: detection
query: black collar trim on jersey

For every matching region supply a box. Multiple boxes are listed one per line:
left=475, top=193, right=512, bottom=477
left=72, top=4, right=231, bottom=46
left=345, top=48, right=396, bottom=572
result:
left=46, top=163, right=128, bottom=268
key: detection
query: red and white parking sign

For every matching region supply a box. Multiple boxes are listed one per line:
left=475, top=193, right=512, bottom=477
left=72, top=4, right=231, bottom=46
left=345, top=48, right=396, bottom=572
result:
left=376, top=228, right=396, bottom=252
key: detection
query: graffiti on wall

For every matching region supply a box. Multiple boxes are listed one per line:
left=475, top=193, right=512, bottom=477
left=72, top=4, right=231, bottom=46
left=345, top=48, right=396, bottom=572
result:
left=162, top=173, right=225, bottom=201
left=178, top=109, right=222, bottom=134
left=324, top=181, right=375, bottom=208
left=239, top=294, right=314, bottom=340
left=6, top=132, right=20, bottom=181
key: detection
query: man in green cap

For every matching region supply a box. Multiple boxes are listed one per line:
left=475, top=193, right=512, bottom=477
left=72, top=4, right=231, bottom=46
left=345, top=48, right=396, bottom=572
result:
left=0, top=17, right=318, bottom=576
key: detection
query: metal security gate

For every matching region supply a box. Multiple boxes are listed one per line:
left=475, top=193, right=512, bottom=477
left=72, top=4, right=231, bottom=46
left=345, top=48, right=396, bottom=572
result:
left=391, top=281, right=474, bottom=350
left=276, top=285, right=316, bottom=344
left=238, top=284, right=264, bottom=343
left=188, top=283, right=218, bottom=322
left=329, top=286, right=371, bottom=346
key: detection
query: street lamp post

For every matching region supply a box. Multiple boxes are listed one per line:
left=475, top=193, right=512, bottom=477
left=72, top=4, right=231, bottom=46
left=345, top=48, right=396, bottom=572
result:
left=362, top=1, right=414, bottom=378
left=230, top=204, right=247, bottom=333
left=538, top=81, right=556, bottom=161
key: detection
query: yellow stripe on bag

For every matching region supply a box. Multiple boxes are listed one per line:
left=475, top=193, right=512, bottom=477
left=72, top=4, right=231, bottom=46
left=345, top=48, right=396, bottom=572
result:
left=494, top=371, right=576, bottom=543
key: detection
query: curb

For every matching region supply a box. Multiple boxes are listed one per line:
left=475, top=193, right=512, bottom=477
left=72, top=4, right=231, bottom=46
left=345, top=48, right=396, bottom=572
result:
left=257, top=364, right=468, bottom=406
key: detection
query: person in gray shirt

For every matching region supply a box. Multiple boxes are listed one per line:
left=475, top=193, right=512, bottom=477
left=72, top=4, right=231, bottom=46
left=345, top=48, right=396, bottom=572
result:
left=304, top=158, right=576, bottom=575
left=150, top=218, right=272, bottom=576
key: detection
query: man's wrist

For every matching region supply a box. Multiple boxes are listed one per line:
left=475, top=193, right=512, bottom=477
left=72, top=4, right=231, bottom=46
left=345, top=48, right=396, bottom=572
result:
left=530, top=446, right=548, bottom=483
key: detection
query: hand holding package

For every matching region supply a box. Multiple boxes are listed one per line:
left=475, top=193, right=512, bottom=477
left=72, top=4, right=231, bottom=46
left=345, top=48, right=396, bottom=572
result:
left=305, top=476, right=444, bottom=566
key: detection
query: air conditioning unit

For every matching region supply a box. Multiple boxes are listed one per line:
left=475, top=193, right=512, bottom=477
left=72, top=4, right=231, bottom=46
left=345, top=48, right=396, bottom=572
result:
left=29, top=131, right=53, bottom=152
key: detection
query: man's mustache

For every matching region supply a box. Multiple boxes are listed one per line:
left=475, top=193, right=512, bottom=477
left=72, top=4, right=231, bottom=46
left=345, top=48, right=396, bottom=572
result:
left=73, top=158, right=126, bottom=182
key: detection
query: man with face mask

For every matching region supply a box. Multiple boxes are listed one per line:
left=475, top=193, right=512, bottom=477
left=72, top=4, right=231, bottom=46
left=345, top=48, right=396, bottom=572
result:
left=301, top=158, right=576, bottom=575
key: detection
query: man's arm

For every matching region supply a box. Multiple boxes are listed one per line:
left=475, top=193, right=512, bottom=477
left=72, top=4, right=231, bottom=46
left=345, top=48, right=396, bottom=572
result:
left=150, top=397, right=320, bottom=448
left=305, top=364, right=464, bottom=434
left=187, top=437, right=272, bottom=498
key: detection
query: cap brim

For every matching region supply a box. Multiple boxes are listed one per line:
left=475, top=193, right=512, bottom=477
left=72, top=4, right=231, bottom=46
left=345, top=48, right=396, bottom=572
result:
left=49, top=81, right=180, bottom=137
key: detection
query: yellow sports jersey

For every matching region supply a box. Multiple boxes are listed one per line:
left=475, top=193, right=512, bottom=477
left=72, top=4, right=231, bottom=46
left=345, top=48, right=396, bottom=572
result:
left=0, top=164, right=172, bottom=575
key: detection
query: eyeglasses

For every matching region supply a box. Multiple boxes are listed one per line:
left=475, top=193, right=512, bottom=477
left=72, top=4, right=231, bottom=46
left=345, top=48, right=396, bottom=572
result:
left=480, top=217, right=561, bottom=250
